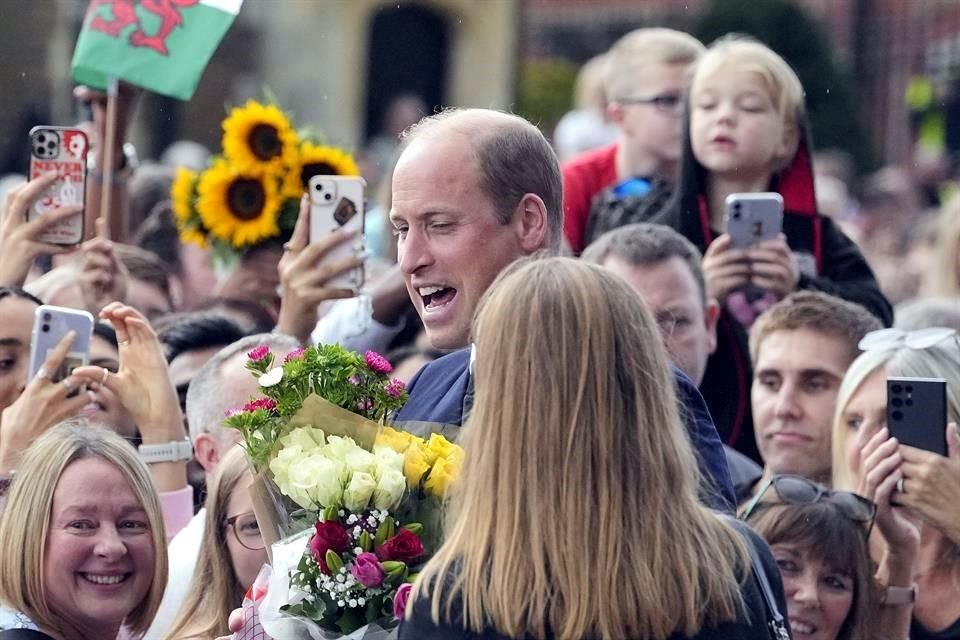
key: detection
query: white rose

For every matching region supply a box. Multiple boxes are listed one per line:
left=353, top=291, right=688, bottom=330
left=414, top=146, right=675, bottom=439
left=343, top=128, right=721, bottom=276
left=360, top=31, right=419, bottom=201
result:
left=258, top=367, right=284, bottom=387
left=373, top=446, right=405, bottom=474
left=280, top=426, right=326, bottom=452
left=344, top=448, right=375, bottom=475
left=323, top=435, right=361, bottom=463
left=343, top=472, right=377, bottom=512
left=270, top=445, right=303, bottom=493
left=289, top=454, right=345, bottom=508
left=373, top=469, right=406, bottom=511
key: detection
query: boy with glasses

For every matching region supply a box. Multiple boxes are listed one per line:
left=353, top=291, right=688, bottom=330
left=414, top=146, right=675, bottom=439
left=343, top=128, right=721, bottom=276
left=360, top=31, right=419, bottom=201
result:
left=562, top=28, right=704, bottom=253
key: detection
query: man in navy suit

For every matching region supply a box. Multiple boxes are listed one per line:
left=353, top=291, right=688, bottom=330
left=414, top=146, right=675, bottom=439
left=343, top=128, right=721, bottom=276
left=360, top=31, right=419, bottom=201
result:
left=389, top=109, right=734, bottom=510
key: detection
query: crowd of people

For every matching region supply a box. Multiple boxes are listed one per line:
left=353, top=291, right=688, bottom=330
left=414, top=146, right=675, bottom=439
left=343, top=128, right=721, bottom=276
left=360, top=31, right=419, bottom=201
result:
left=0, top=23, right=957, bottom=640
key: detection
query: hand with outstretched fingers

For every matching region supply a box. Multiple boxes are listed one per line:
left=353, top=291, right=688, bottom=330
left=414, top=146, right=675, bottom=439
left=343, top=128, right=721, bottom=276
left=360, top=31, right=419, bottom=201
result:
left=0, top=331, right=94, bottom=473
left=0, top=172, right=82, bottom=287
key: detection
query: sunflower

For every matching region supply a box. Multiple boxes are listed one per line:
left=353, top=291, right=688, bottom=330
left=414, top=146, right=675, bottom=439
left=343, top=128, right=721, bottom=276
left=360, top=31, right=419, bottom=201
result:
left=196, top=160, right=282, bottom=249
left=171, top=167, right=197, bottom=226
left=222, top=100, right=300, bottom=174
left=282, top=141, right=360, bottom=198
left=179, top=226, right=209, bottom=249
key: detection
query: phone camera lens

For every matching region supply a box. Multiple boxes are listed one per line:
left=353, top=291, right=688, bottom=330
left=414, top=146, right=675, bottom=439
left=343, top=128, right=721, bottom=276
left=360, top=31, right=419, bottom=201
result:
left=41, top=324, right=50, bottom=333
left=905, top=398, right=913, bottom=406
left=891, top=384, right=902, bottom=394
left=892, top=410, right=904, bottom=421
left=892, top=397, right=903, bottom=407
left=325, top=193, right=333, bottom=201
left=37, top=134, right=46, bottom=142
left=905, top=385, right=913, bottom=393
left=732, top=211, right=741, bottom=220
left=43, top=313, right=51, bottom=321
left=47, top=141, right=55, bottom=149
left=314, top=184, right=323, bottom=191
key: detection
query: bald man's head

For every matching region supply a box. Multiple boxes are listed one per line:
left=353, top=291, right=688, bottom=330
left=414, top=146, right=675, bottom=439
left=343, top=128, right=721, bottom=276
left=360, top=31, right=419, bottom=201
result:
left=399, top=108, right=564, bottom=251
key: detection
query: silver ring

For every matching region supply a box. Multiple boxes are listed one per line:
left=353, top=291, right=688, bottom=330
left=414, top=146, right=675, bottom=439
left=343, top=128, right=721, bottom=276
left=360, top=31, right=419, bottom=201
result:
left=36, top=367, right=50, bottom=381
left=896, top=478, right=905, bottom=493
left=100, top=368, right=109, bottom=385
left=119, top=340, right=130, bottom=346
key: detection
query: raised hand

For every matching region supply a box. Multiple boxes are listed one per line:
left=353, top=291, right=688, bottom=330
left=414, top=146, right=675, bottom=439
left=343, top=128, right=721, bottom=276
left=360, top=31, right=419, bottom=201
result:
left=702, top=233, right=751, bottom=304
left=746, top=234, right=800, bottom=298
left=894, top=422, right=960, bottom=544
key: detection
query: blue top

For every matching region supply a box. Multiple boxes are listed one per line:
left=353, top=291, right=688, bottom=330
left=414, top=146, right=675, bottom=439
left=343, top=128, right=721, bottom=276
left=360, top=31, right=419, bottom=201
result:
left=394, top=348, right=735, bottom=511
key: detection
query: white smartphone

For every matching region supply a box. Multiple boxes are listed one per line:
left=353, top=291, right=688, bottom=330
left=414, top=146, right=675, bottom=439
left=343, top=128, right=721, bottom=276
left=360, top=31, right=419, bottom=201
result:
left=724, top=192, right=783, bottom=249
left=28, top=305, right=94, bottom=383
left=308, top=175, right=365, bottom=290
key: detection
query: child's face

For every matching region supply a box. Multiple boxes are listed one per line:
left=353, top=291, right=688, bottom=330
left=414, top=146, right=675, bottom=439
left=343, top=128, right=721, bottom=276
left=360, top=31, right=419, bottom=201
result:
left=610, top=61, right=690, bottom=166
left=690, top=62, right=789, bottom=180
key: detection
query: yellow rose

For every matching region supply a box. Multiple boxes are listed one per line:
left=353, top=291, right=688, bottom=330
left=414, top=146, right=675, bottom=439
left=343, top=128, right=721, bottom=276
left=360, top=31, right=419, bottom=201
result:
left=425, top=456, right=459, bottom=497
left=425, top=433, right=461, bottom=463
left=403, top=446, right=430, bottom=490
left=375, top=427, right=417, bottom=454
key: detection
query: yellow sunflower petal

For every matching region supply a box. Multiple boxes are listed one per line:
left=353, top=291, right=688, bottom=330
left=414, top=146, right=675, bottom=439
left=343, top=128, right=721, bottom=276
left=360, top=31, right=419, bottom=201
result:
left=171, top=167, right=197, bottom=225
left=196, top=160, right=282, bottom=249
left=282, top=142, right=360, bottom=199
left=222, top=100, right=300, bottom=175
left=179, top=226, right=209, bottom=248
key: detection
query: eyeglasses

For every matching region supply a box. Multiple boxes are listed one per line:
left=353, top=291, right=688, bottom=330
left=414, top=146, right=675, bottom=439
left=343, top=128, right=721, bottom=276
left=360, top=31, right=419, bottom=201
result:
left=739, top=475, right=876, bottom=535
left=858, top=327, right=958, bottom=352
left=224, top=511, right=265, bottom=551
left=617, top=93, right=684, bottom=115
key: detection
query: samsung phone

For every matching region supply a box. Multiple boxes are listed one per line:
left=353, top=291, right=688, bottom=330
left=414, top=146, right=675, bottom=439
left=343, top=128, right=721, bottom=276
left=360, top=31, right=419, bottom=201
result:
left=28, top=305, right=94, bottom=383
left=724, top=192, right=783, bottom=249
left=27, top=126, right=88, bottom=245
left=887, top=376, right=948, bottom=457
left=308, top=175, right=365, bottom=290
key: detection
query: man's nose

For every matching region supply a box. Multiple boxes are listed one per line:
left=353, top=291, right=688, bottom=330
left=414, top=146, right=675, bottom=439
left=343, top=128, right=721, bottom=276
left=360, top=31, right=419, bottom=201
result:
left=397, top=228, right=433, bottom=275
left=773, top=383, right=802, bottom=420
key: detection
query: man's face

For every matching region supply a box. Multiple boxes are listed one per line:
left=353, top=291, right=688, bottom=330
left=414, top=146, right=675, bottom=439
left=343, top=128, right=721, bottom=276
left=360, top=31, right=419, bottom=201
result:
left=610, top=62, right=691, bottom=165
left=127, top=276, right=172, bottom=320
left=601, top=255, right=717, bottom=385
left=752, top=329, right=852, bottom=482
left=390, top=133, right=526, bottom=349
left=0, top=296, right=36, bottom=411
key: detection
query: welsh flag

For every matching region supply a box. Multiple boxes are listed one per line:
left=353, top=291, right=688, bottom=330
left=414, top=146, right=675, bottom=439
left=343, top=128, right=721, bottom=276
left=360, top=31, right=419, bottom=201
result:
left=70, top=0, right=243, bottom=101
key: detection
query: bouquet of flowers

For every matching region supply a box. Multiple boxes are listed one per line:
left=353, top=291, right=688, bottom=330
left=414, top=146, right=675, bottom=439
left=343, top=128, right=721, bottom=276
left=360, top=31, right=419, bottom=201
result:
left=171, top=99, right=360, bottom=263
left=225, top=344, right=463, bottom=638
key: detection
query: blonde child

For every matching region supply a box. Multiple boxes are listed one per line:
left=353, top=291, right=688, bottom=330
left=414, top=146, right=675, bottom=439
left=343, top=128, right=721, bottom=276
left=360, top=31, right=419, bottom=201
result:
left=650, top=36, right=891, bottom=461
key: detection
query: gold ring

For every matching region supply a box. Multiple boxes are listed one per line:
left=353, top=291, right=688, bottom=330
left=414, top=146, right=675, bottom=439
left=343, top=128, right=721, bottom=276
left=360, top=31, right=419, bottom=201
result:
left=101, top=368, right=109, bottom=385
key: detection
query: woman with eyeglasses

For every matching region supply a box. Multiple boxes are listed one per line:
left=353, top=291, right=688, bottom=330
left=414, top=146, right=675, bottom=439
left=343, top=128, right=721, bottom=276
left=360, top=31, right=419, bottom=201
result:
left=163, top=446, right=266, bottom=640
left=742, top=475, right=896, bottom=640
left=832, top=327, right=960, bottom=640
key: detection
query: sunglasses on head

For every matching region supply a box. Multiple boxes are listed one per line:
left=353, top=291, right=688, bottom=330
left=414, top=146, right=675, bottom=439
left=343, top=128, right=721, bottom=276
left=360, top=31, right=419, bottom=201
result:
left=739, top=475, right=877, bottom=535
left=858, top=327, right=958, bottom=352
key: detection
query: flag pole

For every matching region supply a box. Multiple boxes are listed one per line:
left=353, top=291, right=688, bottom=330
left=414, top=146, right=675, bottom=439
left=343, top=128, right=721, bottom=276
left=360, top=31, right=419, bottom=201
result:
left=99, top=76, right=119, bottom=240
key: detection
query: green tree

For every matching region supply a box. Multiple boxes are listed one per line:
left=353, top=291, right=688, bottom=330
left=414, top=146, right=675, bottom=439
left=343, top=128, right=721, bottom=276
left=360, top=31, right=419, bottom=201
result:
left=695, top=0, right=877, bottom=173
left=516, top=57, right=579, bottom=137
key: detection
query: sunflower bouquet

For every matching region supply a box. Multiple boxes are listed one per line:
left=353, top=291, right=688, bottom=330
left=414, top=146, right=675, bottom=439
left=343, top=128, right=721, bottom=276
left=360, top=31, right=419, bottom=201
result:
left=225, top=344, right=463, bottom=639
left=171, top=99, right=359, bottom=261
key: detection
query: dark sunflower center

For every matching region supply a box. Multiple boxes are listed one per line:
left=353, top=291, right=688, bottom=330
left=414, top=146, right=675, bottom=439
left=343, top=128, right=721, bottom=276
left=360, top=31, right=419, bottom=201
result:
left=227, top=178, right=266, bottom=220
left=248, top=124, right=282, bottom=161
left=300, top=162, right=337, bottom=190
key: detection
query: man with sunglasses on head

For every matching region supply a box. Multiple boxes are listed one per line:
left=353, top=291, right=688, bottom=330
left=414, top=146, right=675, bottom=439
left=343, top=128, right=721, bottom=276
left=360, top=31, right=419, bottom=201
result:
left=742, top=291, right=882, bottom=506
left=561, top=28, right=704, bottom=254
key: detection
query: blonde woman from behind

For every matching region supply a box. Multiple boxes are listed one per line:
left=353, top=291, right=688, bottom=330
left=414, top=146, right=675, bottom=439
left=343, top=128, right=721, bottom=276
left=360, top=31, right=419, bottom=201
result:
left=399, top=257, right=787, bottom=640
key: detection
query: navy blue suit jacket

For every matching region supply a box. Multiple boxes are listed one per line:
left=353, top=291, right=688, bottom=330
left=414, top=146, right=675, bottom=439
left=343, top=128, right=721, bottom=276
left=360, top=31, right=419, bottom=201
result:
left=395, top=348, right=735, bottom=511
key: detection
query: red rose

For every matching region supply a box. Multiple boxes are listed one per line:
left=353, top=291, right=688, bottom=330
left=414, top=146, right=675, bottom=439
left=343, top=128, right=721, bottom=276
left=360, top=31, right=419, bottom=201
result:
left=376, top=529, right=424, bottom=563
left=309, top=521, right=351, bottom=573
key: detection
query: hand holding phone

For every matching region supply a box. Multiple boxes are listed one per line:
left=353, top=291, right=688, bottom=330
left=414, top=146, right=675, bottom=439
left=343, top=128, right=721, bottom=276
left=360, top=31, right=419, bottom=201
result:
left=887, top=376, right=948, bottom=457
left=27, top=126, right=88, bottom=245
left=29, top=305, right=94, bottom=383
left=309, top=175, right=365, bottom=290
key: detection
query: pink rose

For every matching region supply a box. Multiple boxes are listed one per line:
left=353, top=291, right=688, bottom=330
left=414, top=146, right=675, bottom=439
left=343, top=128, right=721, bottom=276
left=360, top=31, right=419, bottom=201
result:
left=350, top=552, right=385, bottom=588
left=393, top=582, right=413, bottom=619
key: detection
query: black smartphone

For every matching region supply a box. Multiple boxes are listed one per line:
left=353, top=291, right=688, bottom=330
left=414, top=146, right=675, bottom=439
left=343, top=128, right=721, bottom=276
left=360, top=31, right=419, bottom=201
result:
left=887, top=376, right=948, bottom=456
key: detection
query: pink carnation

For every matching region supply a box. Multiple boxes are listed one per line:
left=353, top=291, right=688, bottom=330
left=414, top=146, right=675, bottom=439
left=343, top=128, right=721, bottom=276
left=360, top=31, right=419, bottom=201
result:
left=284, top=348, right=306, bottom=363
left=248, top=345, right=270, bottom=362
left=243, top=397, right=277, bottom=413
left=385, top=379, right=406, bottom=398
left=365, top=351, right=393, bottom=374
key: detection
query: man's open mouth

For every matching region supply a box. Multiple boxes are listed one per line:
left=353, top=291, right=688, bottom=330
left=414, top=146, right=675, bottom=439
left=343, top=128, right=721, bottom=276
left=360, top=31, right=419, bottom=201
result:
left=418, top=286, right=456, bottom=310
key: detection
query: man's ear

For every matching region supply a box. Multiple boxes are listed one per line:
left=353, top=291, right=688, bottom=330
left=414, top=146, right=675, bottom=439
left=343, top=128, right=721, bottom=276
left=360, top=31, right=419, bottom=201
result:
left=193, top=433, right=220, bottom=473
left=704, top=297, right=721, bottom=355
left=513, top=193, right=550, bottom=253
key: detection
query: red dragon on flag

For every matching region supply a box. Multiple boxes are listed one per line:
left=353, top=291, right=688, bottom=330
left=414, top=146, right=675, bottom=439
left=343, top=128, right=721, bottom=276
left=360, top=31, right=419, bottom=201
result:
left=87, top=0, right=199, bottom=56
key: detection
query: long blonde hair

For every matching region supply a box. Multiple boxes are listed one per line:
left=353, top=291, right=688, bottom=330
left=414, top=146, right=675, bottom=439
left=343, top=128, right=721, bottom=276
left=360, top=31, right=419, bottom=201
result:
left=164, top=446, right=251, bottom=640
left=413, top=257, right=747, bottom=639
left=0, top=423, right=167, bottom=635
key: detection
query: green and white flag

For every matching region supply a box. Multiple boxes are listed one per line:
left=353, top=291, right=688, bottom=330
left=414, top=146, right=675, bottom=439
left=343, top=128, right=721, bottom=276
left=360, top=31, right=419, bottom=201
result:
left=71, top=0, right=243, bottom=101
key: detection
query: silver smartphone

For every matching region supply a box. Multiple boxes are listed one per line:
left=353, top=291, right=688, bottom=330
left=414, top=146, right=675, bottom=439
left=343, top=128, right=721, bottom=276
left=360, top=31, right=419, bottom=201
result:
left=28, top=305, right=94, bottom=383
left=725, top=192, right=784, bottom=249
left=308, top=175, right=365, bottom=290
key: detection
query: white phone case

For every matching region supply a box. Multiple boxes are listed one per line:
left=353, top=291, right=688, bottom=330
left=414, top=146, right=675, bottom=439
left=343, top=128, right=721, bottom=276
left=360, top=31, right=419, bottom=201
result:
left=308, top=175, right=365, bottom=290
left=724, top=192, right=784, bottom=249
left=28, top=305, right=94, bottom=383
